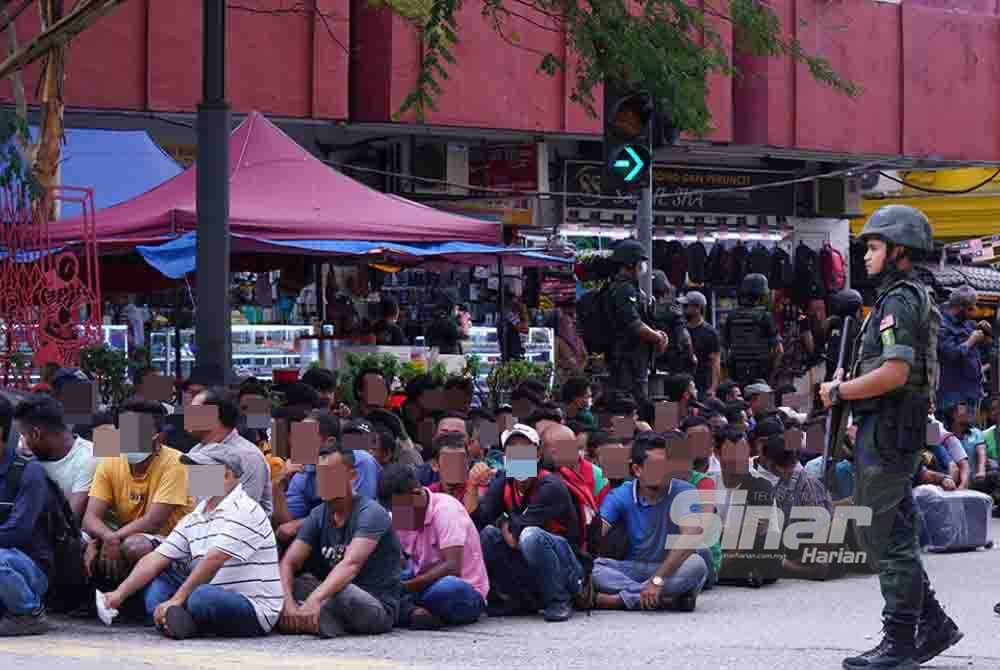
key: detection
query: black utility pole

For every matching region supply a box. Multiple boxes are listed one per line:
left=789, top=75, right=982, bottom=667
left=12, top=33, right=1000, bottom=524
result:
left=195, top=0, right=232, bottom=384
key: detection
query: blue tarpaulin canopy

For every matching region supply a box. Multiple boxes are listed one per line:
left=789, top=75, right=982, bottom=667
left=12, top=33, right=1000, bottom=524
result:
left=29, top=126, right=182, bottom=216
left=136, top=232, right=572, bottom=279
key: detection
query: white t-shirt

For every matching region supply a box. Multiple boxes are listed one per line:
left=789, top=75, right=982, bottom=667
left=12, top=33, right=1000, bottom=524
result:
left=157, top=484, right=282, bottom=632
left=40, top=436, right=97, bottom=498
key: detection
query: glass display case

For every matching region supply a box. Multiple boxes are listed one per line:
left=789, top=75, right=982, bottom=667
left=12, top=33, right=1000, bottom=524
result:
left=151, top=325, right=314, bottom=379
left=464, top=326, right=555, bottom=385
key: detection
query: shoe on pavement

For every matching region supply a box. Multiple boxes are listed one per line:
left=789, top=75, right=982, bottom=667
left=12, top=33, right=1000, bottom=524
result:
left=994, top=602, right=1000, bottom=616
left=163, top=606, right=197, bottom=640
left=915, top=615, right=964, bottom=664
left=0, top=607, right=51, bottom=636
left=409, top=606, right=445, bottom=630
left=671, top=589, right=698, bottom=613
left=573, top=575, right=596, bottom=611
left=842, top=623, right=918, bottom=670
left=542, top=601, right=573, bottom=622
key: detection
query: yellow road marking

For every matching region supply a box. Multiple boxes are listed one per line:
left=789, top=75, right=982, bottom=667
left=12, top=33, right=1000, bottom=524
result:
left=0, top=638, right=422, bottom=669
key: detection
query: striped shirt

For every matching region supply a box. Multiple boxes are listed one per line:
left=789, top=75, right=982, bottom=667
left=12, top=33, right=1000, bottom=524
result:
left=156, top=483, right=283, bottom=632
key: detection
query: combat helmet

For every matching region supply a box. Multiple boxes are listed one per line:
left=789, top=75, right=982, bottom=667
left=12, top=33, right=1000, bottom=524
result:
left=858, top=205, right=933, bottom=253
left=609, top=239, right=648, bottom=265
left=739, top=273, right=769, bottom=301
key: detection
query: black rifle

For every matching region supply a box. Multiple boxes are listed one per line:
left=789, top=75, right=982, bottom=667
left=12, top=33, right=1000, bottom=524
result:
left=823, top=314, right=853, bottom=491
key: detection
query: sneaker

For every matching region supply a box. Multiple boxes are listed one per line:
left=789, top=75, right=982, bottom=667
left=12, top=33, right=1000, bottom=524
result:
left=0, top=607, right=50, bottom=636
left=163, top=606, right=197, bottom=640
left=542, top=601, right=573, bottom=622
left=409, top=607, right=444, bottom=630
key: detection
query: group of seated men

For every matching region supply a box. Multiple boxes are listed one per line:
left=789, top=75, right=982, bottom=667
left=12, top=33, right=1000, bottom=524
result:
left=0, top=365, right=905, bottom=639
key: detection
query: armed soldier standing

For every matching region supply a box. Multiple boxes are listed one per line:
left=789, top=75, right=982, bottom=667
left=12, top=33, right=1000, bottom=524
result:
left=605, top=240, right=669, bottom=407
left=721, top=273, right=781, bottom=387
left=649, top=270, right=695, bottom=377
left=820, top=205, right=962, bottom=670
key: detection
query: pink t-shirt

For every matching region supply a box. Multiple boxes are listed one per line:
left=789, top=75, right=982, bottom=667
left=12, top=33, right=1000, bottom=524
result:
left=399, top=489, right=490, bottom=600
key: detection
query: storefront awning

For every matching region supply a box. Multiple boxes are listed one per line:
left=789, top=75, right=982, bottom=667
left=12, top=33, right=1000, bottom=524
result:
left=852, top=194, right=1000, bottom=239
left=135, top=232, right=571, bottom=279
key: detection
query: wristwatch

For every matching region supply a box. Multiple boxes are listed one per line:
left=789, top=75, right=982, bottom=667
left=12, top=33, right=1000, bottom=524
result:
left=829, top=382, right=842, bottom=405
left=651, top=576, right=664, bottom=587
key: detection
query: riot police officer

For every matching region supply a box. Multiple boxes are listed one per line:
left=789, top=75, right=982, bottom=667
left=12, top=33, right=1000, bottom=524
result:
left=820, top=205, right=962, bottom=670
left=721, top=273, right=781, bottom=386
left=649, top=270, right=695, bottom=376
left=606, top=240, right=669, bottom=406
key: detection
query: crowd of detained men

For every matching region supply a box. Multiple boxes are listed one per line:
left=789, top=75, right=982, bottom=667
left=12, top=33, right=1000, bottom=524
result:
left=0, top=349, right=994, bottom=640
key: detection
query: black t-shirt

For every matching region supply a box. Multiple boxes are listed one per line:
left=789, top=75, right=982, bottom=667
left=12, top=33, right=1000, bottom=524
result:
left=688, top=321, right=721, bottom=394
left=297, top=496, right=402, bottom=618
left=372, top=320, right=407, bottom=346
left=687, top=242, right=708, bottom=284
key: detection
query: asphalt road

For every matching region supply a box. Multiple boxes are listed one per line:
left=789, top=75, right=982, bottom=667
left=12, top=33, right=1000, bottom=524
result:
left=3, top=521, right=1000, bottom=670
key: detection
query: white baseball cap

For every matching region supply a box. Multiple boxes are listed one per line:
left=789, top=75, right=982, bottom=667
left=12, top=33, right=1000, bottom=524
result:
left=501, top=423, right=540, bottom=448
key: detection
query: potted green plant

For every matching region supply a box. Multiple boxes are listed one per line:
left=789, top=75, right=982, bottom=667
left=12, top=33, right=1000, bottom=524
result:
left=337, top=352, right=402, bottom=407
left=486, top=359, right=553, bottom=409
left=80, top=344, right=130, bottom=407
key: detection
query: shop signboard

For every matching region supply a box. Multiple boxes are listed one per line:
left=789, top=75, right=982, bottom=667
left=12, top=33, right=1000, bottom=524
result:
left=470, top=144, right=538, bottom=191
left=563, top=161, right=798, bottom=217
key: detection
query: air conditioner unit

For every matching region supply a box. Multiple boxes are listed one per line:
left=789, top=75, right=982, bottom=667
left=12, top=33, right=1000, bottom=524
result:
left=860, top=170, right=903, bottom=195
left=813, top=176, right=863, bottom=217
left=411, top=142, right=469, bottom=195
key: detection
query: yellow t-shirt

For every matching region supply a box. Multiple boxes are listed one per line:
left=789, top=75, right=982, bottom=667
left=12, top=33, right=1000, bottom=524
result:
left=257, top=440, right=286, bottom=485
left=90, top=446, right=193, bottom=535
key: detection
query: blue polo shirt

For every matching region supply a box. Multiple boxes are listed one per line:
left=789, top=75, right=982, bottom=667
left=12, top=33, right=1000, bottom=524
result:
left=599, top=479, right=698, bottom=563
left=286, top=449, right=382, bottom=519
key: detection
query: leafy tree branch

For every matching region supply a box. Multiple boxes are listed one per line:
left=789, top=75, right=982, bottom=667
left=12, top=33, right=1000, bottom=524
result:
left=381, top=0, right=859, bottom=135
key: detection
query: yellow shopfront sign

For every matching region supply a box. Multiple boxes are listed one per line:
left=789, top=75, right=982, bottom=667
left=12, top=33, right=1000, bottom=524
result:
left=851, top=168, right=1000, bottom=240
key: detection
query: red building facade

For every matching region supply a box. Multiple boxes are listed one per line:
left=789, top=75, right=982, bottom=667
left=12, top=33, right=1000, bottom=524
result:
left=3, top=0, right=999, bottom=161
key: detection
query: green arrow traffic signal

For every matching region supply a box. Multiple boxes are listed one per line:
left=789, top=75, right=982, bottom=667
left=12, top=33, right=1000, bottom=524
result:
left=612, top=145, right=649, bottom=183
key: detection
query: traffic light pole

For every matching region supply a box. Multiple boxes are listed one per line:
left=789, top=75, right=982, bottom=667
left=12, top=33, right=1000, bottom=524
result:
left=638, top=128, right=653, bottom=299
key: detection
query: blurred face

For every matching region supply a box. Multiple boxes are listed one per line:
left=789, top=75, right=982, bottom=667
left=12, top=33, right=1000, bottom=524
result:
left=436, top=417, right=468, bottom=440
left=223, top=465, right=241, bottom=494
left=684, top=304, right=701, bottom=320
left=864, top=239, right=889, bottom=276
left=571, top=388, right=593, bottom=412
left=189, top=392, right=223, bottom=441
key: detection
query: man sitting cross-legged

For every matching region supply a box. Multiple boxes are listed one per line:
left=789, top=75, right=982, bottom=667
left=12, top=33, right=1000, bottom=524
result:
left=100, top=446, right=281, bottom=639
left=82, top=401, right=193, bottom=615
left=591, top=431, right=708, bottom=611
left=278, top=441, right=401, bottom=638
left=379, top=463, right=488, bottom=629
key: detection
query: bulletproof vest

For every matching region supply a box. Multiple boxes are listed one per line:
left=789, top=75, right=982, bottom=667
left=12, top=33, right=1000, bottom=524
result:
left=852, top=277, right=937, bottom=409
left=727, top=307, right=772, bottom=367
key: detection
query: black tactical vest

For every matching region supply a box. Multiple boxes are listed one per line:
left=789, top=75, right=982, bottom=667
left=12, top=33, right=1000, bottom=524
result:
left=726, top=306, right=772, bottom=382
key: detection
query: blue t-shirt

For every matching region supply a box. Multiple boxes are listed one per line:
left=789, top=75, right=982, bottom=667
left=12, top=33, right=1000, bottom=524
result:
left=286, top=449, right=382, bottom=519
left=961, top=428, right=986, bottom=474
left=599, top=479, right=698, bottom=563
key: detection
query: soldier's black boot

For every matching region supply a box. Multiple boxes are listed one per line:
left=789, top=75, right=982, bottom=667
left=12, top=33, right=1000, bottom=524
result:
left=915, top=588, right=963, bottom=664
left=842, top=622, right=918, bottom=670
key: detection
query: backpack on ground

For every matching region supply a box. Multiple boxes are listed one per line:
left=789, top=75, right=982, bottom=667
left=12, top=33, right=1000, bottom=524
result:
left=577, top=283, right=614, bottom=358
left=5, top=455, right=88, bottom=612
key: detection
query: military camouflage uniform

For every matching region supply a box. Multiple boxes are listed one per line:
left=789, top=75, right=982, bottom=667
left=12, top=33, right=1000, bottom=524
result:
left=849, top=268, right=937, bottom=630
left=607, top=276, right=653, bottom=407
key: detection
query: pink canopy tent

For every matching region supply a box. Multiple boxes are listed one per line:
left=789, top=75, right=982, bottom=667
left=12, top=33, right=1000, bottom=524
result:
left=49, top=112, right=501, bottom=247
